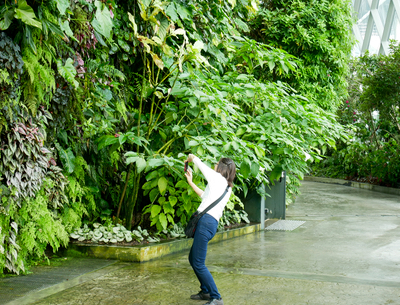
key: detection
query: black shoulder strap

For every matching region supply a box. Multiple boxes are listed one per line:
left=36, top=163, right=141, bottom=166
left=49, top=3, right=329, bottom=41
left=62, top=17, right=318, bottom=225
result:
left=199, top=186, right=230, bottom=216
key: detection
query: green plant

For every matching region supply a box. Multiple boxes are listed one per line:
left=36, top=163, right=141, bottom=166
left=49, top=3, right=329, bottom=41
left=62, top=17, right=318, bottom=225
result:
left=218, top=192, right=250, bottom=230
left=0, top=181, right=71, bottom=275
left=70, top=223, right=133, bottom=243
left=0, top=32, right=24, bottom=134
left=131, top=225, right=150, bottom=243
left=0, top=0, right=355, bottom=275
left=250, top=0, right=355, bottom=111
left=0, top=0, right=42, bottom=30
left=139, top=163, right=203, bottom=232
left=218, top=210, right=250, bottom=231
left=161, top=223, right=186, bottom=239
left=17, top=186, right=70, bottom=264
left=314, top=43, right=400, bottom=188
left=0, top=200, right=25, bottom=275
left=1, top=109, right=67, bottom=206
left=0, top=108, right=71, bottom=274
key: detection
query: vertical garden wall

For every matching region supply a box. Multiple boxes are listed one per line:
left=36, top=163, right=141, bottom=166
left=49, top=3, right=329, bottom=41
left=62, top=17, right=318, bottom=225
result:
left=0, top=0, right=354, bottom=275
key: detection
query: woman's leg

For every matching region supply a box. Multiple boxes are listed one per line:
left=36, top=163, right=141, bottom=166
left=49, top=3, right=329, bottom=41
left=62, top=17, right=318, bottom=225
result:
left=189, top=214, right=220, bottom=299
left=189, top=245, right=209, bottom=293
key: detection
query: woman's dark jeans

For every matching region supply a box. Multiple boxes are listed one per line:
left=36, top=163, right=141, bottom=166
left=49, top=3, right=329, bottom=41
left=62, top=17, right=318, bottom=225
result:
left=188, top=213, right=220, bottom=299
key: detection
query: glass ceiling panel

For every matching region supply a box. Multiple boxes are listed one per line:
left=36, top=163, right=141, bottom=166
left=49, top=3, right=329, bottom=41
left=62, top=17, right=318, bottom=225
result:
left=378, top=0, right=390, bottom=24
left=389, top=11, right=400, bottom=41
left=352, top=45, right=361, bottom=57
left=353, top=0, right=399, bottom=55
left=358, top=12, right=370, bottom=41
left=369, top=23, right=381, bottom=54
left=358, top=0, right=371, bottom=21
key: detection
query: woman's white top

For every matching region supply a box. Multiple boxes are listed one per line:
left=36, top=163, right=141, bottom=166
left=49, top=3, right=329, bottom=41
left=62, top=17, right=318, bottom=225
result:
left=193, top=156, right=232, bottom=222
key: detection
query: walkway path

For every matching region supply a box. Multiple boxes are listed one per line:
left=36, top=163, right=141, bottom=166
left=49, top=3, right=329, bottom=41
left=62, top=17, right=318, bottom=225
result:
left=1, top=181, right=400, bottom=304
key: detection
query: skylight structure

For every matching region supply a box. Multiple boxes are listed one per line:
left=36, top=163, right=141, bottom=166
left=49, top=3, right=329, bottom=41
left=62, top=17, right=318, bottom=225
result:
left=352, top=0, right=400, bottom=55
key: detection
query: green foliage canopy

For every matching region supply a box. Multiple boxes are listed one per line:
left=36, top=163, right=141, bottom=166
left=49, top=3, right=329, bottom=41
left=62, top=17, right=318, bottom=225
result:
left=249, top=0, right=355, bottom=111
left=0, top=0, right=351, bottom=275
left=313, top=43, right=400, bottom=187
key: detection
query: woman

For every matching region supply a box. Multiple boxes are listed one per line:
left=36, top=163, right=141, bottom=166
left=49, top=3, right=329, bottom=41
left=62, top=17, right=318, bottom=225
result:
left=185, top=153, right=236, bottom=305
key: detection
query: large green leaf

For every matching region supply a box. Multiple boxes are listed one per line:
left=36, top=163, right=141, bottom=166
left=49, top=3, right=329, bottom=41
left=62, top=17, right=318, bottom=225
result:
left=57, top=58, right=78, bottom=88
left=146, top=170, right=159, bottom=181
left=0, top=9, right=15, bottom=30
left=148, top=158, right=164, bottom=168
left=42, top=20, right=64, bottom=38
left=150, top=204, right=161, bottom=218
left=168, top=196, right=178, bottom=206
left=23, top=25, right=36, bottom=54
left=240, top=159, right=251, bottom=179
left=15, top=1, right=42, bottom=29
left=136, top=158, right=147, bottom=173
left=92, top=0, right=113, bottom=39
left=97, top=135, right=119, bottom=150
left=158, top=177, right=168, bottom=195
left=269, top=165, right=283, bottom=184
left=60, top=20, right=77, bottom=41
left=167, top=214, right=174, bottom=224
left=175, top=180, right=188, bottom=188
left=125, top=156, right=139, bottom=165
left=157, top=16, right=169, bottom=41
left=165, top=3, right=178, bottom=22
left=175, top=2, right=190, bottom=20
left=58, top=147, right=75, bottom=174
left=254, top=146, right=265, bottom=158
left=142, top=180, right=156, bottom=190
left=163, top=202, right=175, bottom=215
left=158, top=212, right=168, bottom=230
left=56, top=0, right=70, bottom=15
left=250, top=163, right=259, bottom=177
left=149, top=188, right=159, bottom=203
left=58, top=130, right=68, bottom=145
left=118, top=38, right=130, bottom=53
left=125, top=151, right=139, bottom=165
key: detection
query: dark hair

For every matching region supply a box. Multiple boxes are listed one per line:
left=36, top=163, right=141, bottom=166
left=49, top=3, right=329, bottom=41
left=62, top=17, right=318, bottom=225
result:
left=216, top=158, right=236, bottom=187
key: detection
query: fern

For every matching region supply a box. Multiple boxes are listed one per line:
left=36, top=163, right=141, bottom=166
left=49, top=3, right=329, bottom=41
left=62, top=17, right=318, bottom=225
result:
left=0, top=199, right=26, bottom=275
left=63, top=156, right=97, bottom=220
left=110, top=150, right=120, bottom=170
left=18, top=191, right=69, bottom=260
left=23, top=86, right=39, bottom=116
left=61, top=205, right=85, bottom=233
left=22, top=46, right=56, bottom=112
left=73, top=156, right=89, bottom=182
left=0, top=69, right=13, bottom=133
left=42, top=41, right=55, bottom=66
left=115, top=97, right=128, bottom=122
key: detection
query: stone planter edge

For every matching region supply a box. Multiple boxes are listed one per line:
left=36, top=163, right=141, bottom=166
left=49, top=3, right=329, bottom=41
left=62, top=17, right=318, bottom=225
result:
left=63, top=223, right=261, bottom=262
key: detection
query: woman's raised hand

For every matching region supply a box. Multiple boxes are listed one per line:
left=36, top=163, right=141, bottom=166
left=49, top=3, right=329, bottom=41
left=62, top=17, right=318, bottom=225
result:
left=185, top=168, right=193, bottom=184
left=186, top=153, right=195, bottom=163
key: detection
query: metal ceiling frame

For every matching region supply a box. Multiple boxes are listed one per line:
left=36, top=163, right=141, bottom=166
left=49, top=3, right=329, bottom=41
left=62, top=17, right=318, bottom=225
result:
left=353, top=0, right=400, bottom=55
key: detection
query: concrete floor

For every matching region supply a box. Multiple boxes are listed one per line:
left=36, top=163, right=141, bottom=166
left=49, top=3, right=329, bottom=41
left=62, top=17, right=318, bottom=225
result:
left=2, top=181, right=400, bottom=305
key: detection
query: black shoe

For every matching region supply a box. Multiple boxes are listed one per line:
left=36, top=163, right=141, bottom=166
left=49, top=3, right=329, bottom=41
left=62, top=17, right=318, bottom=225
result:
left=190, top=291, right=211, bottom=300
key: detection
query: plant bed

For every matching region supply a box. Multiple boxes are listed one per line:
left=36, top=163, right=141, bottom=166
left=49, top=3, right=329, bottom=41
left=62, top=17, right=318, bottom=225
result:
left=61, top=223, right=261, bottom=262
left=70, top=222, right=252, bottom=247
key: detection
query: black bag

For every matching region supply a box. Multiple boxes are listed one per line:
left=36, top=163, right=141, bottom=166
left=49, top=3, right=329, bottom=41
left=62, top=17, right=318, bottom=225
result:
left=185, top=186, right=229, bottom=238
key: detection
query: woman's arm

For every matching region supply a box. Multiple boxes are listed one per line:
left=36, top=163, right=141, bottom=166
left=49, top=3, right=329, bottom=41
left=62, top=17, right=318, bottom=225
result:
left=186, top=153, right=218, bottom=183
left=185, top=168, right=204, bottom=197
